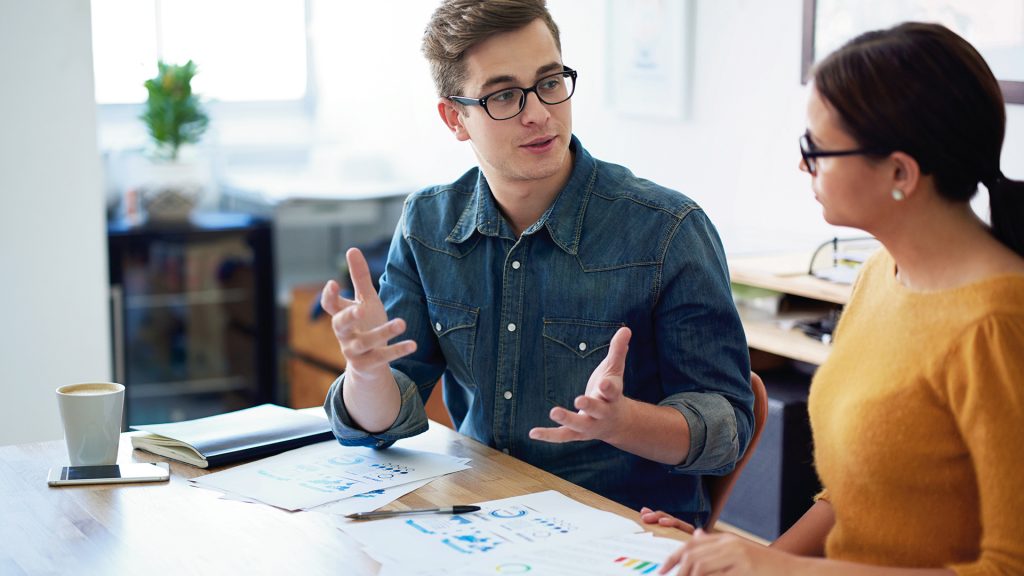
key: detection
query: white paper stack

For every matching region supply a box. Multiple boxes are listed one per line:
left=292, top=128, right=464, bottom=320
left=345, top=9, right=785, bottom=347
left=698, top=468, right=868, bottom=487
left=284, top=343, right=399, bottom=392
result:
left=191, top=441, right=471, bottom=511
left=340, top=490, right=649, bottom=575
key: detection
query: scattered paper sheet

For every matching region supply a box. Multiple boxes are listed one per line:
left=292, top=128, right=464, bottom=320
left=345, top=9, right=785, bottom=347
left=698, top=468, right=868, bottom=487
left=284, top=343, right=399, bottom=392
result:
left=192, top=441, right=470, bottom=511
left=341, top=490, right=643, bottom=573
left=439, top=532, right=685, bottom=576
left=306, top=478, right=432, bottom=516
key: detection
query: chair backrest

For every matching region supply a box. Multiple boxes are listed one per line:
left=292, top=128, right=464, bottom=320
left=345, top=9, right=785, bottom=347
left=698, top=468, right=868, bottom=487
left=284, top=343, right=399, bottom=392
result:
left=705, top=371, right=769, bottom=531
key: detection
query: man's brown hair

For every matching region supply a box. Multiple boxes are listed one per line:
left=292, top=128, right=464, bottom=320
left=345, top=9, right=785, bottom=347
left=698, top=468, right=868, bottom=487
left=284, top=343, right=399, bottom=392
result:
left=422, top=0, right=561, bottom=98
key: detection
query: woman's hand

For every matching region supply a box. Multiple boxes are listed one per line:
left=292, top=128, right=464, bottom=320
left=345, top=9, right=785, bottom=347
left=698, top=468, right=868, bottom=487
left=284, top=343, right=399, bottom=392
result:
left=639, top=507, right=696, bottom=534
left=659, top=528, right=794, bottom=573
left=660, top=529, right=793, bottom=576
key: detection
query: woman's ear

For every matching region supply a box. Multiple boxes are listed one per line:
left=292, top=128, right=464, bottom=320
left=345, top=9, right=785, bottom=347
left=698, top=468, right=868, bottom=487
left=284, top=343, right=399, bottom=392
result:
left=437, top=98, right=471, bottom=142
left=889, top=151, right=921, bottom=200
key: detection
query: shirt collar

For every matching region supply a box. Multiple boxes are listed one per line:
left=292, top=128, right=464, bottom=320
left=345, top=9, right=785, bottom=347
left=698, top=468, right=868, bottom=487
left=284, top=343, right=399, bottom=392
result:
left=447, top=135, right=595, bottom=255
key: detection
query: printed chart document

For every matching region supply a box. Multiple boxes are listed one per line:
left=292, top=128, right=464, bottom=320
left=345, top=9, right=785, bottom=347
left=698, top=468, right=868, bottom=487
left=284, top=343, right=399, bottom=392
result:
left=307, top=478, right=432, bottom=516
left=429, top=532, right=685, bottom=576
left=341, top=490, right=643, bottom=573
left=192, top=442, right=470, bottom=511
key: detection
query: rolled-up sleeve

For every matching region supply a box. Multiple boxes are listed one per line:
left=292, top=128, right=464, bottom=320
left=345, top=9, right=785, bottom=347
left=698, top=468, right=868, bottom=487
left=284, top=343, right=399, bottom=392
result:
left=662, top=391, right=740, bottom=473
left=323, top=367, right=429, bottom=449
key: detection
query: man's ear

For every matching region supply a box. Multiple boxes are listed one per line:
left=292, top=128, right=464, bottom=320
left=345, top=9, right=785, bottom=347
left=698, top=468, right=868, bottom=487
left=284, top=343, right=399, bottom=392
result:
left=890, top=151, right=921, bottom=199
left=437, top=98, right=471, bottom=142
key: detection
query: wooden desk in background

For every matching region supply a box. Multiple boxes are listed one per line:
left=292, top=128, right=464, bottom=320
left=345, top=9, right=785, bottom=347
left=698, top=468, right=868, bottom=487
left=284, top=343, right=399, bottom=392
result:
left=0, top=422, right=686, bottom=575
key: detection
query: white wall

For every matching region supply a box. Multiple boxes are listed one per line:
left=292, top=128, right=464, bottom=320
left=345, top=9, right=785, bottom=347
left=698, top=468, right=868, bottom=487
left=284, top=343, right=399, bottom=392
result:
left=0, top=0, right=111, bottom=445
left=306, top=0, right=1024, bottom=254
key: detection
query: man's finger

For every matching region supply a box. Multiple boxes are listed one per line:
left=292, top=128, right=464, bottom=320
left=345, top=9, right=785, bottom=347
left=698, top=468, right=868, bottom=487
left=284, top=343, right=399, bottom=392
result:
left=595, top=378, right=622, bottom=402
left=574, top=395, right=609, bottom=419
left=344, top=319, right=408, bottom=356
left=332, top=304, right=363, bottom=341
left=320, top=279, right=352, bottom=315
left=528, top=426, right=583, bottom=443
left=604, top=326, right=632, bottom=375
left=346, top=248, right=379, bottom=302
left=548, top=407, right=594, bottom=432
left=376, top=340, right=418, bottom=364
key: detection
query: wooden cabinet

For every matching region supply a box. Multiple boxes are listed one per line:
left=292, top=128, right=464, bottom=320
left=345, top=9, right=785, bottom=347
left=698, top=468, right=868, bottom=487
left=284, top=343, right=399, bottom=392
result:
left=721, top=253, right=853, bottom=540
left=286, top=283, right=347, bottom=409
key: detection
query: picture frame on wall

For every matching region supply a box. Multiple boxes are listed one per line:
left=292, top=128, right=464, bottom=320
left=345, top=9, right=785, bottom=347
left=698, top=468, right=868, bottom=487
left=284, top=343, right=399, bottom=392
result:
left=607, top=0, right=692, bottom=120
left=801, top=0, right=1024, bottom=104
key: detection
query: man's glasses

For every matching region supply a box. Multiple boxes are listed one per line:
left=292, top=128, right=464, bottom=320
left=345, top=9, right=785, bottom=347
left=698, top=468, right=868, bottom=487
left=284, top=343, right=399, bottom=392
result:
left=449, top=66, right=578, bottom=121
left=799, top=132, right=886, bottom=176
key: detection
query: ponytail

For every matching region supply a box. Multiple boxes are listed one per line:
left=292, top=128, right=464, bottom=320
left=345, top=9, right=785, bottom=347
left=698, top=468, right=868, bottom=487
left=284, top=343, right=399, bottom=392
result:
left=986, top=173, right=1024, bottom=258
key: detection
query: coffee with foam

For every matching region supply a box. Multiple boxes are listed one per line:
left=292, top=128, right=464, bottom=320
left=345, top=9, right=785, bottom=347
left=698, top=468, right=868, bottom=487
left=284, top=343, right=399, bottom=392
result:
left=59, top=383, right=122, bottom=396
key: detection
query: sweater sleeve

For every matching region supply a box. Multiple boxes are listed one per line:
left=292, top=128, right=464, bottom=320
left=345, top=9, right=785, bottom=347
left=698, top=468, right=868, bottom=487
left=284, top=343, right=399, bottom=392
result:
left=945, top=315, right=1024, bottom=576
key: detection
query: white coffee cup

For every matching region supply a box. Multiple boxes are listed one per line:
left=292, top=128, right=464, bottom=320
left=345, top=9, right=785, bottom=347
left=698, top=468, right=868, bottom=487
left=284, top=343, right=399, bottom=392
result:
left=56, top=382, right=125, bottom=466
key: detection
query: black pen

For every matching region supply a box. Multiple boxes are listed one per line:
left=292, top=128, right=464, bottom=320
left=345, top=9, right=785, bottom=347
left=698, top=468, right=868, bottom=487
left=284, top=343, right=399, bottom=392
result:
left=345, top=505, right=481, bottom=520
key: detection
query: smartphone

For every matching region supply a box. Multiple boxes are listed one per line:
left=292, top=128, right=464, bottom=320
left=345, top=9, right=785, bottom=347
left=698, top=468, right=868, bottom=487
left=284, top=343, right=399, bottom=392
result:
left=47, top=462, right=170, bottom=486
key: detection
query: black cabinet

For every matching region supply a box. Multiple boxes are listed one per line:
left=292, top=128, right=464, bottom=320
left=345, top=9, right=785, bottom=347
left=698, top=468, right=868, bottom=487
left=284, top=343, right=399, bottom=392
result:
left=108, top=214, right=275, bottom=425
left=719, top=369, right=820, bottom=540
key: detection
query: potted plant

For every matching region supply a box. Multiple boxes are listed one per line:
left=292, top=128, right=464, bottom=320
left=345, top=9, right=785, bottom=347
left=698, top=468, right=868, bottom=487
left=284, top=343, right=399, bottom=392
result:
left=137, top=60, right=210, bottom=221
left=142, top=60, right=208, bottom=161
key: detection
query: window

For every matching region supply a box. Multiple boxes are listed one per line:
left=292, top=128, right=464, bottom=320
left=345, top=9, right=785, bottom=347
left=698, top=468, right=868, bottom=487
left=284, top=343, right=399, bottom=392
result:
left=91, top=0, right=309, bottom=105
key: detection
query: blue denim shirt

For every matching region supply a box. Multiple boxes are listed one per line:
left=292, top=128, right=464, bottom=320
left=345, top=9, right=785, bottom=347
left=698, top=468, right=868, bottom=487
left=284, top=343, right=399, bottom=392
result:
left=325, top=136, right=753, bottom=524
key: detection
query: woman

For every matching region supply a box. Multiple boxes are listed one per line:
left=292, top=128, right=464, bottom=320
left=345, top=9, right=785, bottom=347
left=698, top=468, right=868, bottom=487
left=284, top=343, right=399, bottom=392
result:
left=642, top=22, right=1024, bottom=575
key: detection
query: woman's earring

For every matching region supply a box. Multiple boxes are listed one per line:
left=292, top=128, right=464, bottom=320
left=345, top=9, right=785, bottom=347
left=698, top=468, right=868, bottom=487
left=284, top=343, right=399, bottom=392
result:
left=892, top=189, right=905, bottom=201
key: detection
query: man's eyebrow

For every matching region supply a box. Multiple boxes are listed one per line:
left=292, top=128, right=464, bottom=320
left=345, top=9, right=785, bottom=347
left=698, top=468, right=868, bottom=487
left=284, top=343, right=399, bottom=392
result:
left=479, top=74, right=517, bottom=92
left=478, top=62, right=564, bottom=92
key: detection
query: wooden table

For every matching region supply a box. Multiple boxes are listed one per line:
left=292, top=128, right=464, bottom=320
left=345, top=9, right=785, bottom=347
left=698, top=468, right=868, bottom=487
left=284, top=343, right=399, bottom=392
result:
left=0, top=422, right=687, bottom=575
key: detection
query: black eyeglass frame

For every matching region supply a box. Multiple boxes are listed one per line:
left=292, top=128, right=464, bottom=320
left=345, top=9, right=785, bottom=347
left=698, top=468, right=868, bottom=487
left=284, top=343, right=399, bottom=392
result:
left=448, top=66, right=578, bottom=121
left=799, top=132, right=887, bottom=176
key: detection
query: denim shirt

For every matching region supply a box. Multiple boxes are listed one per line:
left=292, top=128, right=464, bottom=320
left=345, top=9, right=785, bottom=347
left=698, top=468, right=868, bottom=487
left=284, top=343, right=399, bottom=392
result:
left=325, top=136, right=753, bottom=524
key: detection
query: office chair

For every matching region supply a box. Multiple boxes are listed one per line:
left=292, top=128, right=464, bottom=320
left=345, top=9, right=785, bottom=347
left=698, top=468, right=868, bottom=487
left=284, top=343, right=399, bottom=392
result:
left=705, top=371, right=769, bottom=531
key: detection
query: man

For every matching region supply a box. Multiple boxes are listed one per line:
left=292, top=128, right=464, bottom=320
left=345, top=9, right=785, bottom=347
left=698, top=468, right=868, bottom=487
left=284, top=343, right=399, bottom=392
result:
left=320, top=0, right=752, bottom=524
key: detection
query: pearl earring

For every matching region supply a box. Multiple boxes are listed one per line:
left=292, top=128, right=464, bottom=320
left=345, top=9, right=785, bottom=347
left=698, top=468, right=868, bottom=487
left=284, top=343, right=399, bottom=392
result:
left=892, top=189, right=905, bottom=201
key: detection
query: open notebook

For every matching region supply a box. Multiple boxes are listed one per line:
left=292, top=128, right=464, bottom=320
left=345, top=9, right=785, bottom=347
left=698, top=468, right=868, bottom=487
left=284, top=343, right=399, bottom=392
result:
left=130, top=404, right=335, bottom=468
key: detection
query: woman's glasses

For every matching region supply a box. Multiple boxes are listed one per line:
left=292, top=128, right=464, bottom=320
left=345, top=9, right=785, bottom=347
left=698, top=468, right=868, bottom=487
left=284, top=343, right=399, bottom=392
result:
left=799, top=132, right=886, bottom=176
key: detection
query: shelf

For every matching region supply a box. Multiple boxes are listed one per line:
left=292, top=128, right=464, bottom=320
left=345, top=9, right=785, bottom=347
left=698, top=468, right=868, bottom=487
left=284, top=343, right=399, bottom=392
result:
left=130, top=376, right=250, bottom=399
left=729, top=253, right=852, bottom=305
left=737, top=305, right=831, bottom=365
left=125, top=288, right=249, bottom=309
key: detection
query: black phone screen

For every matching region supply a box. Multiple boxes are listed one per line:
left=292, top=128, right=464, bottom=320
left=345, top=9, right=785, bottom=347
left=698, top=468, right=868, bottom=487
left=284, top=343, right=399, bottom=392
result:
left=61, top=465, right=125, bottom=480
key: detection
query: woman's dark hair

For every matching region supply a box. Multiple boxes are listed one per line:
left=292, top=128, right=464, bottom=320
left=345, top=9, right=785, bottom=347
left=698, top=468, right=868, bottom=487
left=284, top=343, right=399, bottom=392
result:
left=813, top=22, right=1023, bottom=257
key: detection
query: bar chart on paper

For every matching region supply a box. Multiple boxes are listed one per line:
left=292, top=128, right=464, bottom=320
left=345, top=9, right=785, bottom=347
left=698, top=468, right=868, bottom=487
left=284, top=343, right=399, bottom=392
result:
left=613, top=555, right=662, bottom=574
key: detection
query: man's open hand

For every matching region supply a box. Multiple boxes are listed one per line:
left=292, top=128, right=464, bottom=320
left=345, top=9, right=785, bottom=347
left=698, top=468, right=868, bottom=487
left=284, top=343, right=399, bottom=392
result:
left=528, top=326, right=634, bottom=444
left=320, top=248, right=416, bottom=379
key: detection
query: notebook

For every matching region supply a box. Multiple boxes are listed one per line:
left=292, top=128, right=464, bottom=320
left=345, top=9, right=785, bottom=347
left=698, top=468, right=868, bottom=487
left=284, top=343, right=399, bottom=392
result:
left=130, top=404, right=335, bottom=468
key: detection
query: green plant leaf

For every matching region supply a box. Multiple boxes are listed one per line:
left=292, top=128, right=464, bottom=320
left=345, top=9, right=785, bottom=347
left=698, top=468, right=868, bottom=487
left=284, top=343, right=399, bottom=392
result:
left=140, top=59, right=209, bottom=160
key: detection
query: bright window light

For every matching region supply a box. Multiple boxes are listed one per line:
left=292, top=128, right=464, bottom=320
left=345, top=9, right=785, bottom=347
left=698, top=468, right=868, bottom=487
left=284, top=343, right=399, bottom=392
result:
left=91, top=0, right=308, bottom=104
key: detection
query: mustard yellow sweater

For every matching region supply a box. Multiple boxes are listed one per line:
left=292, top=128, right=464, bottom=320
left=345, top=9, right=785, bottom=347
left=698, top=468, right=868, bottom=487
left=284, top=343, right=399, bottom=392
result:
left=809, top=249, right=1024, bottom=575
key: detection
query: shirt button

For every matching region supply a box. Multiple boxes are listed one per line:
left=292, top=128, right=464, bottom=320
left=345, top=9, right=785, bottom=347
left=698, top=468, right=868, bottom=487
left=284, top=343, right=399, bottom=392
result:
left=578, top=342, right=587, bottom=351
left=511, top=260, right=521, bottom=270
left=502, top=448, right=510, bottom=455
left=434, top=322, right=442, bottom=332
left=507, top=323, right=516, bottom=332
left=503, top=390, right=512, bottom=400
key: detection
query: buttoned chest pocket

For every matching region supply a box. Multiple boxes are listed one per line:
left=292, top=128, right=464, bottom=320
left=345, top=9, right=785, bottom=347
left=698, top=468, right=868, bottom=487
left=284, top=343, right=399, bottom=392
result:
left=427, top=297, right=479, bottom=389
left=543, top=319, right=622, bottom=408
